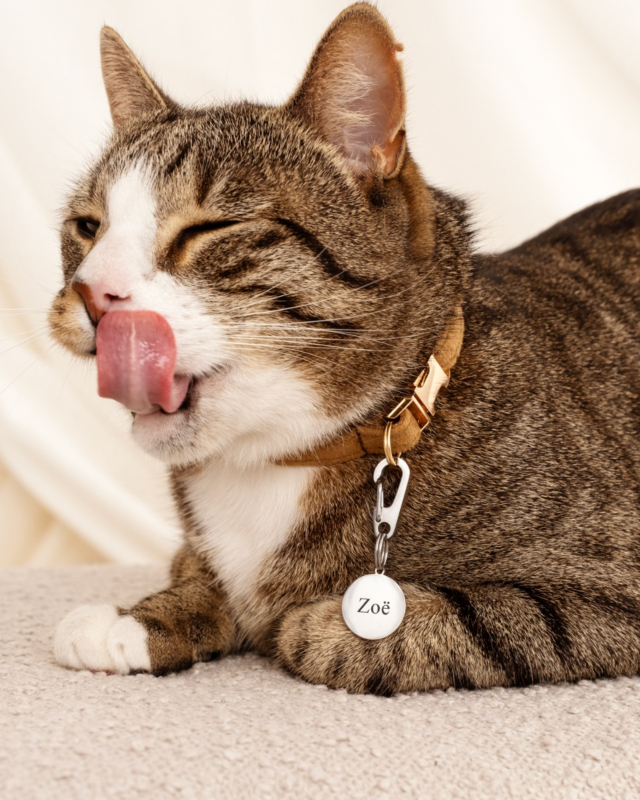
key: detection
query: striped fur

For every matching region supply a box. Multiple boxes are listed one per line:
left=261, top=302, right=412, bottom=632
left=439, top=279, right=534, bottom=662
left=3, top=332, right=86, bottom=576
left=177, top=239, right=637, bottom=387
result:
left=51, top=4, right=640, bottom=694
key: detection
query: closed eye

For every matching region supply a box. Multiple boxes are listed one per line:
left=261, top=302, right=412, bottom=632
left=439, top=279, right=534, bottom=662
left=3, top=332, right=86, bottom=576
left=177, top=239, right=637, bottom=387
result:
left=172, top=220, right=241, bottom=253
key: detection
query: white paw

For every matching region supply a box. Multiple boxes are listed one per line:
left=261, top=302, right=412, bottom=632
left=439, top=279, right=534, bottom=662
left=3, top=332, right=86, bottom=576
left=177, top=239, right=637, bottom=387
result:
left=54, top=604, right=151, bottom=675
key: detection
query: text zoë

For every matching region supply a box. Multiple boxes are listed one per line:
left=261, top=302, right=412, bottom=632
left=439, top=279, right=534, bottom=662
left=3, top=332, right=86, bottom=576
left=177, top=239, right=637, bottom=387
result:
left=357, top=598, right=390, bottom=615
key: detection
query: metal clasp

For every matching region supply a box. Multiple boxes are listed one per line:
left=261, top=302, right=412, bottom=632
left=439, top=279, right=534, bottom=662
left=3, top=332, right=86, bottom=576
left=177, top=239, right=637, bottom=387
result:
left=373, top=457, right=411, bottom=540
left=385, top=354, right=450, bottom=431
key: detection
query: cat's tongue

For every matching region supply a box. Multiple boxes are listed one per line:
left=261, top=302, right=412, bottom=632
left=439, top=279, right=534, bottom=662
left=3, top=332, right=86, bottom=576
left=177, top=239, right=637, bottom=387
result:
left=96, top=311, right=190, bottom=415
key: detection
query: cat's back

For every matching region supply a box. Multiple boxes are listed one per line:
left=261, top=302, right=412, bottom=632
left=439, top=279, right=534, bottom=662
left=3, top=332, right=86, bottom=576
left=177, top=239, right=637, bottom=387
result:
left=470, top=189, right=640, bottom=385
left=422, top=190, right=640, bottom=580
left=457, top=188, right=640, bottom=469
left=483, top=188, right=640, bottom=305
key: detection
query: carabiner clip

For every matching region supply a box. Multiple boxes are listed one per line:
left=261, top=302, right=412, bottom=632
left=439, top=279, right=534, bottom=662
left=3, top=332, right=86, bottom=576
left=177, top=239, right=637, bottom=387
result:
left=373, top=457, right=411, bottom=539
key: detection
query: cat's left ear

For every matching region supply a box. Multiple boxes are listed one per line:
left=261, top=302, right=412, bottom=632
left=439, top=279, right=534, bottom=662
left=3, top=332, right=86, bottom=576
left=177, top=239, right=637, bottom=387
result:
left=287, top=3, right=406, bottom=180
left=100, top=27, right=174, bottom=127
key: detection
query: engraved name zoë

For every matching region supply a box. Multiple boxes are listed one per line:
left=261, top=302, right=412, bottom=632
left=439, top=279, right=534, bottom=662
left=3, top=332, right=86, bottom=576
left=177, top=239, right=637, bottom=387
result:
left=357, top=598, right=391, bottom=615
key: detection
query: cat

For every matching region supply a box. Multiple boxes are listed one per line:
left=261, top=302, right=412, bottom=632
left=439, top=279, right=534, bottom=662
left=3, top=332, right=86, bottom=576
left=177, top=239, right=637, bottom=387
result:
left=50, top=3, right=640, bottom=695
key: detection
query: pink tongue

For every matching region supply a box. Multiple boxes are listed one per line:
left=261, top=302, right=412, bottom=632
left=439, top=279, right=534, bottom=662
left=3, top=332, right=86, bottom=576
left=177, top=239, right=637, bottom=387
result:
left=96, top=311, right=190, bottom=415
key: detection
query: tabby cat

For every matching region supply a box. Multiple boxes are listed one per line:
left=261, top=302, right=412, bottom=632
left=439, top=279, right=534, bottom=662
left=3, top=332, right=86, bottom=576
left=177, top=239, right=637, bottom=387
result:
left=51, top=3, right=640, bottom=695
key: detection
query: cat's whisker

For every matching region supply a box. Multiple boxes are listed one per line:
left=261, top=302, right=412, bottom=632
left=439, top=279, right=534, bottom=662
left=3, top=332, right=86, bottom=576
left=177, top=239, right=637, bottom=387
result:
left=219, top=326, right=390, bottom=343
left=231, top=255, right=368, bottom=315
left=0, top=307, right=51, bottom=312
left=227, top=332, right=412, bottom=350
left=0, top=341, right=56, bottom=400
left=0, top=309, right=51, bottom=318
left=0, top=326, right=51, bottom=345
left=232, top=338, right=397, bottom=351
left=52, top=343, right=77, bottom=412
left=231, top=288, right=390, bottom=324
left=217, top=227, right=385, bottom=316
left=0, top=330, right=51, bottom=357
left=228, top=259, right=394, bottom=317
left=226, top=338, right=396, bottom=353
left=0, top=257, right=58, bottom=297
left=0, top=275, right=57, bottom=292
left=220, top=318, right=430, bottom=343
left=234, top=260, right=448, bottom=328
left=219, top=321, right=382, bottom=336
left=226, top=342, right=319, bottom=369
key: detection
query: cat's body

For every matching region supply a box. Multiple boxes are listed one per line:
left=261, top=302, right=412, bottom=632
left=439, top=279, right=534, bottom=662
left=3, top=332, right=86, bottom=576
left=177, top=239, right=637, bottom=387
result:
left=52, top=5, right=640, bottom=694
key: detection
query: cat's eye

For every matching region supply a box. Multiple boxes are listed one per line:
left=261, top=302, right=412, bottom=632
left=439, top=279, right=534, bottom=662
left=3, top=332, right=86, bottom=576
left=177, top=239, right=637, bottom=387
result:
left=76, top=218, right=100, bottom=239
left=172, top=220, right=241, bottom=253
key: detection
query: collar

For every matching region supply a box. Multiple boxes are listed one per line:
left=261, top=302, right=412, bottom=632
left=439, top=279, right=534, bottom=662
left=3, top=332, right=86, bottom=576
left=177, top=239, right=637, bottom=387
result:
left=279, top=306, right=464, bottom=467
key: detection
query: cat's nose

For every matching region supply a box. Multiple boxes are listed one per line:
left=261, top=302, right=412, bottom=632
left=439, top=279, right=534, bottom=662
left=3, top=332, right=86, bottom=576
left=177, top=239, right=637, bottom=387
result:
left=72, top=281, right=131, bottom=324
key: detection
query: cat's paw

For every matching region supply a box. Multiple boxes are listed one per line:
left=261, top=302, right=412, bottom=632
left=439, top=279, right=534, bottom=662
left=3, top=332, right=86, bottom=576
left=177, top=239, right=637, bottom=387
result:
left=276, top=597, right=398, bottom=695
left=54, top=604, right=151, bottom=675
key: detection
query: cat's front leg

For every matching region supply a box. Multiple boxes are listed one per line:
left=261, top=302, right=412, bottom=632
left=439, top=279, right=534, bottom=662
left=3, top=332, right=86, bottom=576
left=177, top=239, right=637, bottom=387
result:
left=54, top=546, right=236, bottom=675
left=275, top=582, right=585, bottom=695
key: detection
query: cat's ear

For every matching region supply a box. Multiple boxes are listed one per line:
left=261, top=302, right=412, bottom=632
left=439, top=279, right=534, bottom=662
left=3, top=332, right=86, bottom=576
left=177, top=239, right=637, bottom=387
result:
left=288, top=4, right=406, bottom=179
left=100, top=27, right=173, bottom=127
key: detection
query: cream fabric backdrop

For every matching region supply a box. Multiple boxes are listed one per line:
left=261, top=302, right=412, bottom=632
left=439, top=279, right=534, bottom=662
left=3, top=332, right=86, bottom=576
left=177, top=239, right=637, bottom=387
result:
left=1, top=0, right=640, bottom=567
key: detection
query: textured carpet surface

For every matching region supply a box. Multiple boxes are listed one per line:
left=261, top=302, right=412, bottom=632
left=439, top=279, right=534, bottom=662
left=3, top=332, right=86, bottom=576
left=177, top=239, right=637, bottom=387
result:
left=2, top=565, right=640, bottom=799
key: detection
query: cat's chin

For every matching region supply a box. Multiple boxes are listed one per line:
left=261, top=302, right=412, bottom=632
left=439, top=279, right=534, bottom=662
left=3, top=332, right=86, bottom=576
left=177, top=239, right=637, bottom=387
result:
left=130, top=406, right=228, bottom=468
left=128, top=371, right=228, bottom=466
left=131, top=406, right=193, bottom=460
left=128, top=361, right=343, bottom=469
left=132, top=407, right=186, bottom=430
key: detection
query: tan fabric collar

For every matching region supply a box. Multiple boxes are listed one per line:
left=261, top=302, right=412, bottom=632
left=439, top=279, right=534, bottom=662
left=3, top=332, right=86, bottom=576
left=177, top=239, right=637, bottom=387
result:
left=280, top=307, right=464, bottom=467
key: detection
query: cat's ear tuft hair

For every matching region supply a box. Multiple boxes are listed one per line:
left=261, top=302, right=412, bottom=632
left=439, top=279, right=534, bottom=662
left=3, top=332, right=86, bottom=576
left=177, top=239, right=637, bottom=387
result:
left=288, top=3, right=406, bottom=180
left=100, top=27, right=173, bottom=127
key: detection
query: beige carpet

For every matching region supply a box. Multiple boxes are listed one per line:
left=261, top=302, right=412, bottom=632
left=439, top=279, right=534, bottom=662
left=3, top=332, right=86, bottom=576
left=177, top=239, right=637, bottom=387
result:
left=2, top=566, right=640, bottom=799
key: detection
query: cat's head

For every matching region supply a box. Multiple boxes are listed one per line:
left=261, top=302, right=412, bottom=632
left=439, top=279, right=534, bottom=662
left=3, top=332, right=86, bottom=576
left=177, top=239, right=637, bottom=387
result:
left=49, top=3, right=465, bottom=469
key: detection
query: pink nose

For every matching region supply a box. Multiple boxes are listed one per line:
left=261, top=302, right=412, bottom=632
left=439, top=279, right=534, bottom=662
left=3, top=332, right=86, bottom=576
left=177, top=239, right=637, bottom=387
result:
left=72, top=281, right=129, bottom=324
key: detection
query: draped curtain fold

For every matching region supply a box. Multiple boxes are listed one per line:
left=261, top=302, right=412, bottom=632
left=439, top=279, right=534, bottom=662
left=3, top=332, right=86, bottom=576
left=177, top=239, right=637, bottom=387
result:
left=1, top=0, right=639, bottom=567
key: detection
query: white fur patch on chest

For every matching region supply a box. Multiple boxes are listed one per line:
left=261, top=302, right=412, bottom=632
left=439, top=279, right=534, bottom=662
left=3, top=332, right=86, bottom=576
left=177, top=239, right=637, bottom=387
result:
left=185, top=460, right=315, bottom=606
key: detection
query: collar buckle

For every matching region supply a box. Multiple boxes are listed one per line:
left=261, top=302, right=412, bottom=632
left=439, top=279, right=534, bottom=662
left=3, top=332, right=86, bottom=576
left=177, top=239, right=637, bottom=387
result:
left=385, top=355, right=450, bottom=431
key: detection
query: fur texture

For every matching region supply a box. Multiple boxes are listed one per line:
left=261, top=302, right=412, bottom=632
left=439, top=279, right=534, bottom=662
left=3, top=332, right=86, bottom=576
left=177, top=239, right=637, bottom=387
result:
left=50, top=4, right=640, bottom=695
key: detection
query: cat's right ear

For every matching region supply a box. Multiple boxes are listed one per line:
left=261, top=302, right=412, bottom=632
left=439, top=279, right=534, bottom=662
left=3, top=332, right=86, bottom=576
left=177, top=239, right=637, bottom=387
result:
left=100, top=27, right=173, bottom=128
left=287, top=4, right=406, bottom=181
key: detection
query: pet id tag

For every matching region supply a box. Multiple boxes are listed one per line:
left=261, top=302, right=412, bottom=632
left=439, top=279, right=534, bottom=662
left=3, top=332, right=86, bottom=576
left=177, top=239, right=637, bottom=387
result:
left=342, top=457, right=410, bottom=640
left=342, top=573, right=406, bottom=639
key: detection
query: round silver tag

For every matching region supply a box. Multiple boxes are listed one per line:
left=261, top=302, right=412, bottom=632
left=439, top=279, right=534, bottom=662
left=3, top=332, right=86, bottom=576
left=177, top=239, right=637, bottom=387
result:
left=342, top=573, right=406, bottom=640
